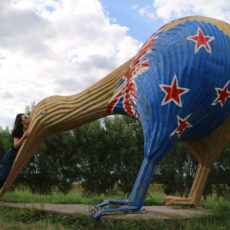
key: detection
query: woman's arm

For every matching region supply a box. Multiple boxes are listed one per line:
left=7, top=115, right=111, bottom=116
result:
left=13, top=130, right=30, bottom=149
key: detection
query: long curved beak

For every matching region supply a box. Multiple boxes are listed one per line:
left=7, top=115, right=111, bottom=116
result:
left=0, top=58, right=133, bottom=197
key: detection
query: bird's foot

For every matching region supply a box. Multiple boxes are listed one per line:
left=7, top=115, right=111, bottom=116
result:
left=93, top=200, right=143, bottom=218
left=164, top=195, right=194, bottom=206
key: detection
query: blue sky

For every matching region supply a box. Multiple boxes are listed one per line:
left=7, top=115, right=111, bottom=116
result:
left=0, top=0, right=229, bottom=128
left=100, top=0, right=161, bottom=41
left=99, top=0, right=230, bottom=42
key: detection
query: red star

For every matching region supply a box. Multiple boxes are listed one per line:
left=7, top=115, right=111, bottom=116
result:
left=187, top=28, right=214, bottom=53
left=160, top=75, right=189, bottom=107
left=170, top=114, right=192, bottom=137
left=212, top=81, right=230, bottom=107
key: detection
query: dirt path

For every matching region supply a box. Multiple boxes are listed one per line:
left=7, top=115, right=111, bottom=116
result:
left=0, top=202, right=209, bottom=220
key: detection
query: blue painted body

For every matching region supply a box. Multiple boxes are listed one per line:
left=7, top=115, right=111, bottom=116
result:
left=94, top=18, right=230, bottom=217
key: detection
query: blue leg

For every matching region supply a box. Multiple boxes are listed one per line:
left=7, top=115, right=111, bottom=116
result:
left=93, top=157, right=155, bottom=218
left=129, top=157, right=155, bottom=208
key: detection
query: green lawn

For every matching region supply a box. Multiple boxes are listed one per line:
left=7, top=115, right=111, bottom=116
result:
left=1, top=187, right=165, bottom=206
left=0, top=188, right=230, bottom=230
left=1, top=183, right=166, bottom=205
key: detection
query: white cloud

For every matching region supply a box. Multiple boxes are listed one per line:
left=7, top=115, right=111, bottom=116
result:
left=0, top=0, right=141, bottom=128
left=152, top=0, right=230, bottom=23
left=132, top=4, right=156, bottom=20
left=132, top=0, right=229, bottom=23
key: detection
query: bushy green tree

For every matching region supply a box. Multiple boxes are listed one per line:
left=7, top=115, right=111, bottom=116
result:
left=0, top=127, right=12, bottom=152
left=155, top=143, right=197, bottom=196
left=19, top=145, right=58, bottom=194
left=104, top=116, right=143, bottom=194
left=0, top=127, right=12, bottom=167
left=71, top=116, right=144, bottom=195
left=207, top=143, right=230, bottom=199
left=18, top=131, right=78, bottom=195
left=43, top=131, right=79, bottom=195
left=73, top=119, right=119, bottom=195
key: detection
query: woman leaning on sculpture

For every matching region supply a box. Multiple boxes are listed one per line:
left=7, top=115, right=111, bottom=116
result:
left=0, top=113, right=30, bottom=187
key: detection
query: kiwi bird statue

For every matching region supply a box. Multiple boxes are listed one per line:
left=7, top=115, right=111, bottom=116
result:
left=0, top=16, right=230, bottom=218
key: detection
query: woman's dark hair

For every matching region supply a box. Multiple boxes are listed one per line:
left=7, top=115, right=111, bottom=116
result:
left=12, top=113, right=24, bottom=136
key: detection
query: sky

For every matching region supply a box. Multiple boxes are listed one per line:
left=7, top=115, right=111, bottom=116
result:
left=0, top=0, right=229, bottom=129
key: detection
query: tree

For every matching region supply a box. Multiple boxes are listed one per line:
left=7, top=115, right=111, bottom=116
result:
left=17, top=131, right=79, bottom=195
left=19, top=144, right=59, bottom=194
left=155, top=143, right=197, bottom=196
left=207, top=143, right=230, bottom=199
left=73, top=119, right=119, bottom=195
left=72, top=116, right=144, bottom=195
left=0, top=127, right=12, bottom=167
left=43, top=131, right=79, bottom=195
left=104, top=116, right=144, bottom=194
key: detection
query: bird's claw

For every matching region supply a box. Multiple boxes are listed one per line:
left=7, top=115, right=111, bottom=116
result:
left=93, top=200, right=142, bottom=218
left=95, top=199, right=132, bottom=208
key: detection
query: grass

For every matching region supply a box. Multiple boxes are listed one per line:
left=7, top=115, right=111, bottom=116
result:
left=2, top=185, right=165, bottom=206
left=0, top=186, right=230, bottom=230
left=0, top=203, right=230, bottom=230
left=2, top=189, right=129, bottom=205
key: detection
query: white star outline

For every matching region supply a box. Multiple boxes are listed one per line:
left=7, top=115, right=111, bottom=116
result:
left=170, top=113, right=193, bottom=138
left=159, top=75, right=190, bottom=107
left=211, top=80, right=230, bottom=108
left=187, top=27, right=215, bottom=54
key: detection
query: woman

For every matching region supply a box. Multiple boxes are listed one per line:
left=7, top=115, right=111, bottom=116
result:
left=0, top=113, right=30, bottom=187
